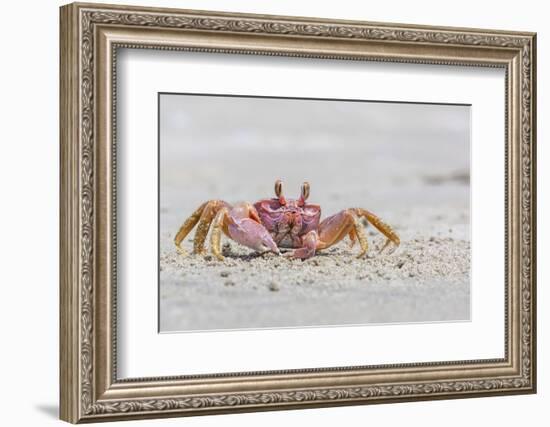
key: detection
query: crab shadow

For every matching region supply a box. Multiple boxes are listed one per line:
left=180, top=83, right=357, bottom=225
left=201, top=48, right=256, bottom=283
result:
left=220, top=248, right=345, bottom=262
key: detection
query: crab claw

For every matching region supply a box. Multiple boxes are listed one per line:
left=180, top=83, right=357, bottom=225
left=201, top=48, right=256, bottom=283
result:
left=228, top=218, right=280, bottom=255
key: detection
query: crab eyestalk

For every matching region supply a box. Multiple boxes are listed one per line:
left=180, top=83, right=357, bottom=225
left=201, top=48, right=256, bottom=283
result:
left=298, top=181, right=310, bottom=206
left=274, top=179, right=286, bottom=205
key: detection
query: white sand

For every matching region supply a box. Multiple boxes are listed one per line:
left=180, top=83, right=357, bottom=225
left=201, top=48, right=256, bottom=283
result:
left=160, top=231, right=469, bottom=331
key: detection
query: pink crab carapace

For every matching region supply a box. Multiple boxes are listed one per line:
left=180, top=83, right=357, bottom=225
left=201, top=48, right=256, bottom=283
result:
left=174, top=180, right=400, bottom=260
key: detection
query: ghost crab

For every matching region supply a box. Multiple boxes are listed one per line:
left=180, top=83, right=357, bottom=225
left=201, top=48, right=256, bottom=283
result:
left=174, top=180, right=400, bottom=260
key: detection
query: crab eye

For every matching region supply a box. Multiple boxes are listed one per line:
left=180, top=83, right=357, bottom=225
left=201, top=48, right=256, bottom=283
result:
left=301, top=182, right=310, bottom=201
left=275, top=179, right=286, bottom=205
left=275, top=179, right=283, bottom=197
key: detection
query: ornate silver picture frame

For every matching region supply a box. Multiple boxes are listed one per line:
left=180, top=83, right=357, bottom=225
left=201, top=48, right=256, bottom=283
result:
left=60, top=2, right=536, bottom=423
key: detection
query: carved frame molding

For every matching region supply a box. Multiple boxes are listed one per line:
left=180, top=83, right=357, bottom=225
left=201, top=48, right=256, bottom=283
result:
left=60, top=2, right=536, bottom=423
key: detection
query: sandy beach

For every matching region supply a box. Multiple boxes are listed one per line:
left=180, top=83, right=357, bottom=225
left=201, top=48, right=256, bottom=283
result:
left=159, top=94, right=470, bottom=332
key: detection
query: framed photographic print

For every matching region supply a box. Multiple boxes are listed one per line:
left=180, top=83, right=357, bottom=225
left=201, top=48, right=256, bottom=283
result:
left=59, top=2, right=537, bottom=423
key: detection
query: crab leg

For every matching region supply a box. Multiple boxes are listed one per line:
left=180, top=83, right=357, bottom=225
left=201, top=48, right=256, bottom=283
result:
left=306, top=208, right=399, bottom=258
left=174, top=201, right=207, bottom=255
left=174, top=200, right=228, bottom=255
left=210, top=207, right=230, bottom=261
left=193, top=200, right=230, bottom=254
left=313, top=209, right=369, bottom=258
left=350, top=215, right=369, bottom=257
left=352, top=208, right=400, bottom=250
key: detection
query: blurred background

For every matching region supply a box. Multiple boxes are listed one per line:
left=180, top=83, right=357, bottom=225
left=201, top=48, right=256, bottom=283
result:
left=160, top=94, right=470, bottom=224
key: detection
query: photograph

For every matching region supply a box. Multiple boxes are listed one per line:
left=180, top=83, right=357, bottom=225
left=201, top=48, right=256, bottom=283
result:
left=158, top=93, right=471, bottom=332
